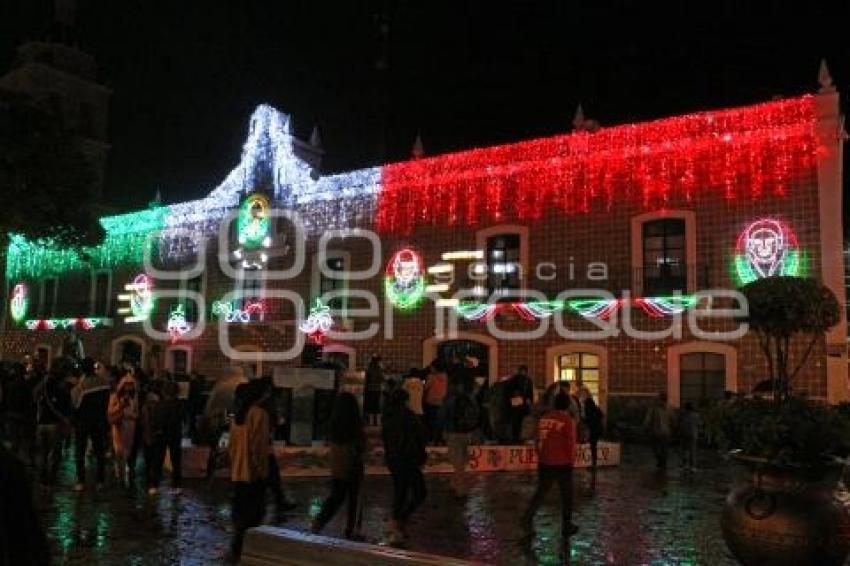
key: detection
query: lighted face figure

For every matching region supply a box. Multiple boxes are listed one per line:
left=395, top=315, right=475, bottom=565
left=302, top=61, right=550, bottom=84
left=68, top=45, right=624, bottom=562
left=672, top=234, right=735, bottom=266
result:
left=385, top=248, right=426, bottom=309
left=746, top=220, right=785, bottom=276
left=393, top=250, right=420, bottom=288
left=735, top=218, right=800, bottom=284
left=129, top=274, right=155, bottom=319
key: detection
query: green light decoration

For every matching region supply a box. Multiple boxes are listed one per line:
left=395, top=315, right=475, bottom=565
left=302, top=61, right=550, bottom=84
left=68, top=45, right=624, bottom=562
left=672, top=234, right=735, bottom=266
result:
left=236, top=194, right=271, bottom=250
left=454, top=297, right=698, bottom=321
left=454, top=302, right=498, bottom=321
left=6, top=205, right=169, bottom=280
left=385, top=276, right=425, bottom=310
left=566, top=298, right=621, bottom=319
left=9, top=283, right=28, bottom=322
left=635, top=295, right=698, bottom=317
left=519, top=300, right=567, bottom=318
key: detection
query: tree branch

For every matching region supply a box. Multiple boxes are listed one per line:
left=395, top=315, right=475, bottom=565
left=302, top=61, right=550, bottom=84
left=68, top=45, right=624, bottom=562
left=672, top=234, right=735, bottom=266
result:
left=789, top=333, right=822, bottom=384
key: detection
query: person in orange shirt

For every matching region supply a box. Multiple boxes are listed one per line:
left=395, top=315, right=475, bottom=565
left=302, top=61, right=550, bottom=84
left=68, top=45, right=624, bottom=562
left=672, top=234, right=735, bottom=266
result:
left=521, top=392, right=579, bottom=540
left=227, top=380, right=271, bottom=563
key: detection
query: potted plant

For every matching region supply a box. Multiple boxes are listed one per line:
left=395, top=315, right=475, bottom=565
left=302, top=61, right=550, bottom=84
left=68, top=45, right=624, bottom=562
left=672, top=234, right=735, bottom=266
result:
left=708, top=276, right=850, bottom=566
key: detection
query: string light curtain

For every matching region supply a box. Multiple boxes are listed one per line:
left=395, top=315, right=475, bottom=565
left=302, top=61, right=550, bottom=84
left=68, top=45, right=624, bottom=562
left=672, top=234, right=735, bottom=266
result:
left=375, top=96, right=818, bottom=234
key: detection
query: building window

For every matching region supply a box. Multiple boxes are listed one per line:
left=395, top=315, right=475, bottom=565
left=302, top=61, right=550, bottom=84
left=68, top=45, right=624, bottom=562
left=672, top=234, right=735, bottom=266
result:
left=92, top=271, right=111, bottom=317
left=236, top=272, right=264, bottom=318
left=182, top=275, right=203, bottom=323
left=169, top=349, right=189, bottom=375
left=557, top=352, right=600, bottom=399
left=486, top=234, right=521, bottom=294
left=642, top=218, right=686, bottom=295
left=320, top=256, right=346, bottom=309
left=39, top=277, right=57, bottom=318
left=680, top=352, right=726, bottom=408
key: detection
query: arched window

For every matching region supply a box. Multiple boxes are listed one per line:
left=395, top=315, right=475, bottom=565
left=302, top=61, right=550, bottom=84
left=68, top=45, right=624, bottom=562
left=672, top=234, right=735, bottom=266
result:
left=556, top=352, right=600, bottom=400
left=476, top=225, right=529, bottom=298
left=631, top=211, right=697, bottom=296
left=165, top=345, right=192, bottom=376
left=642, top=218, right=686, bottom=295
left=546, top=343, right=608, bottom=409
left=666, top=341, right=737, bottom=408
left=680, top=352, right=726, bottom=408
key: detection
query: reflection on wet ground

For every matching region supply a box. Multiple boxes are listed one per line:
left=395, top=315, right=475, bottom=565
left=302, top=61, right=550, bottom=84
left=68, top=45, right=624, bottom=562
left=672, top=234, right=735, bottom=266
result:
left=38, top=446, right=740, bottom=565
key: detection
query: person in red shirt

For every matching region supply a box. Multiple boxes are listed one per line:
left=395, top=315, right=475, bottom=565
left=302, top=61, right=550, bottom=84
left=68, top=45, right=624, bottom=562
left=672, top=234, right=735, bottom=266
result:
left=521, top=391, right=579, bottom=539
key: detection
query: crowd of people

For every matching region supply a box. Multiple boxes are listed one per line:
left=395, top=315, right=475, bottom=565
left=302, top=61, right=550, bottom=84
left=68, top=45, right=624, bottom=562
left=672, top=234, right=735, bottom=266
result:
left=1, top=350, right=706, bottom=564
left=0, top=355, right=189, bottom=495
left=363, top=355, right=604, bottom=459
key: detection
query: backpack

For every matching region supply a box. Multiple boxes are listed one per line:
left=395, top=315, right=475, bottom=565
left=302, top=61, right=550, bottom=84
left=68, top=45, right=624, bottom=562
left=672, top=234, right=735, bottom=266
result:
left=453, top=394, right=480, bottom=433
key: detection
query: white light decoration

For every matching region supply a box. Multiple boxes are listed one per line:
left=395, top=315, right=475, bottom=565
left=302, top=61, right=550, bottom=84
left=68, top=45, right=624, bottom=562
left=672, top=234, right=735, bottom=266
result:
left=212, top=300, right=265, bottom=323
left=10, top=283, right=27, bottom=322
left=441, top=250, right=484, bottom=261
left=299, top=298, right=334, bottom=344
left=16, top=104, right=382, bottom=272
left=155, top=105, right=381, bottom=264
left=117, top=274, right=155, bottom=323
left=427, top=264, right=454, bottom=274
left=167, top=304, right=192, bottom=343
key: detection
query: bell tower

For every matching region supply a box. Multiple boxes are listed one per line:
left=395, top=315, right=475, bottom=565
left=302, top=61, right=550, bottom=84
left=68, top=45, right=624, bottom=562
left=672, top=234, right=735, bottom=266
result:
left=0, top=0, right=112, bottom=196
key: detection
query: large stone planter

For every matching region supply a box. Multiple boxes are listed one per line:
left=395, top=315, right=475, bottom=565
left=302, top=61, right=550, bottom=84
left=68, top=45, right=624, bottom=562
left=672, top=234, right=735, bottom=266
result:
left=721, top=454, right=850, bottom=565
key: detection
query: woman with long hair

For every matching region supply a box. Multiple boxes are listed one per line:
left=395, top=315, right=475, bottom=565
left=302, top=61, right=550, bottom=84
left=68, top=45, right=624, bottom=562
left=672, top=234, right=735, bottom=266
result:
left=107, top=370, right=138, bottom=488
left=227, top=380, right=271, bottom=563
left=310, top=391, right=367, bottom=540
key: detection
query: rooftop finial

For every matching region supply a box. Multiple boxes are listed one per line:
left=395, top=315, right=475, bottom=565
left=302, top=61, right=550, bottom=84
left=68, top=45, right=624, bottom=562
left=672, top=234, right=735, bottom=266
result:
left=572, top=103, right=600, bottom=133
left=411, top=133, right=424, bottom=159
left=573, top=103, right=585, bottom=130
left=309, top=124, right=323, bottom=150
left=819, top=59, right=835, bottom=93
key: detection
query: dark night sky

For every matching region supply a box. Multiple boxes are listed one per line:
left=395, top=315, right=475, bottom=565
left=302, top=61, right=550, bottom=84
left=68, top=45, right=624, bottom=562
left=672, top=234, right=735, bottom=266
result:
left=2, top=1, right=850, bottom=211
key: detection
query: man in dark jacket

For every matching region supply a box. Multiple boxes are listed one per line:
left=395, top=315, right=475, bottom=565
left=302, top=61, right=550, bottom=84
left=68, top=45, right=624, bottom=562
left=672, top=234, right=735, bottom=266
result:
left=34, top=366, right=73, bottom=486
left=143, top=380, right=185, bottom=494
left=382, top=389, right=427, bottom=546
left=506, top=366, right=535, bottom=443
left=442, top=382, right=479, bottom=498
left=0, top=442, right=50, bottom=565
left=71, top=358, right=111, bottom=491
left=6, top=362, right=39, bottom=467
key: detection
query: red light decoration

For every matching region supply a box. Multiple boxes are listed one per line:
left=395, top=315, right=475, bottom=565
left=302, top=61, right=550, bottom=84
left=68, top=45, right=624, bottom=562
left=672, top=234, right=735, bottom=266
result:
left=376, top=96, right=817, bottom=234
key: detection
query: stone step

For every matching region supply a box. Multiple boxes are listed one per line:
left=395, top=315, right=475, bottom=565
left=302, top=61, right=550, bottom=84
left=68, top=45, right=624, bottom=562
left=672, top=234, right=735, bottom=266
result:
left=241, top=526, right=480, bottom=566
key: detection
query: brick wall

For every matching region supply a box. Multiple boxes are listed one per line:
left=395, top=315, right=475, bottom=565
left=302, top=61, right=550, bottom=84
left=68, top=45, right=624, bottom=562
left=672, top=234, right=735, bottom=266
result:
left=2, top=167, right=829, bottom=405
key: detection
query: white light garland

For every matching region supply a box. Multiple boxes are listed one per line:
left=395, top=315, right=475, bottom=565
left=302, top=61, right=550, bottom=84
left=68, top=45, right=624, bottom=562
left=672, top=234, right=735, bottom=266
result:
left=157, top=105, right=381, bottom=262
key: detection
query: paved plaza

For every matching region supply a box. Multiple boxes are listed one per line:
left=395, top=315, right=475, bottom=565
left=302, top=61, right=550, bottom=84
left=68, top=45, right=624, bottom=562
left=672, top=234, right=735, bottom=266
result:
left=37, top=446, right=743, bottom=565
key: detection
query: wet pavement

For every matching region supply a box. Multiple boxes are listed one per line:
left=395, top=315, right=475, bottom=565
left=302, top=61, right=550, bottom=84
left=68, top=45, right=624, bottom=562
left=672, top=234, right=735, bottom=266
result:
left=36, top=445, right=740, bottom=565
